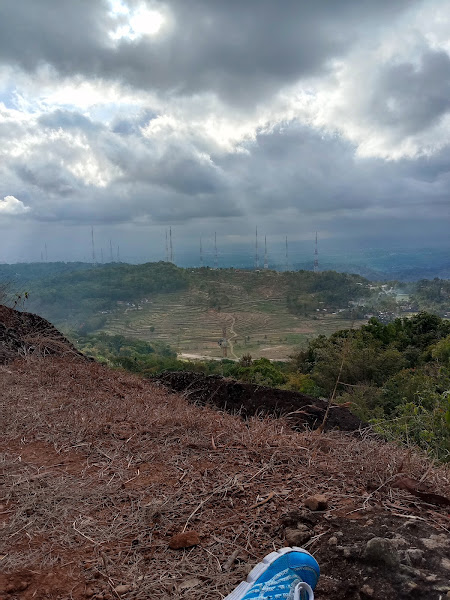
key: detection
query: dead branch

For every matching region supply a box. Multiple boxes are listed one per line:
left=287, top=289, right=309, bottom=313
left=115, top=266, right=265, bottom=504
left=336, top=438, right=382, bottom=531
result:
left=250, top=491, right=275, bottom=509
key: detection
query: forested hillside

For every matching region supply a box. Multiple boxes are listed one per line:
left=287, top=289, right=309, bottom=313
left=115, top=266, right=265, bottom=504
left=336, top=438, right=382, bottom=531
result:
left=411, top=278, right=450, bottom=314
left=26, top=262, right=188, bottom=325
left=0, top=261, right=93, bottom=283
left=8, top=263, right=374, bottom=356
left=285, top=269, right=369, bottom=315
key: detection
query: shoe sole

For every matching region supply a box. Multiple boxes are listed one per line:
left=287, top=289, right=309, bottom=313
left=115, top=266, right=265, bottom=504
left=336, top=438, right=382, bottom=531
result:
left=223, top=546, right=318, bottom=600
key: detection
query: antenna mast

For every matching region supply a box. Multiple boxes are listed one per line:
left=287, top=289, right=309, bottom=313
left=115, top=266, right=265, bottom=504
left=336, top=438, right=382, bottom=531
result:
left=214, top=232, right=218, bottom=269
left=255, top=226, right=259, bottom=269
left=200, top=236, right=203, bottom=267
left=117, top=245, right=120, bottom=263
left=110, top=240, right=113, bottom=262
left=91, top=226, right=97, bottom=265
left=44, top=242, right=48, bottom=262
left=169, top=227, right=173, bottom=263
left=314, top=231, right=319, bottom=273
left=264, top=235, right=268, bottom=270
left=165, top=230, right=169, bottom=262
left=285, top=236, right=288, bottom=271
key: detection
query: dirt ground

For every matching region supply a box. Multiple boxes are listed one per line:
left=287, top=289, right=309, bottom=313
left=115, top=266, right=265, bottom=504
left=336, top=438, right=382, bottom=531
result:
left=155, top=371, right=364, bottom=432
left=2, top=356, right=450, bottom=600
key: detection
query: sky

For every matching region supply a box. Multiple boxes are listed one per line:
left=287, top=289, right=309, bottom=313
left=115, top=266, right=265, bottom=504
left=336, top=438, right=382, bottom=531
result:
left=0, top=0, right=449, bottom=264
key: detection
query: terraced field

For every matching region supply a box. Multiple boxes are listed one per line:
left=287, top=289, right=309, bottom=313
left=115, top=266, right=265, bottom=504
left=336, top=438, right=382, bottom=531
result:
left=103, top=274, right=365, bottom=360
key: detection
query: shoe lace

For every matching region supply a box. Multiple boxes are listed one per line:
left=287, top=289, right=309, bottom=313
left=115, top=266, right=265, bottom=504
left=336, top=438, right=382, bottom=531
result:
left=293, top=581, right=314, bottom=600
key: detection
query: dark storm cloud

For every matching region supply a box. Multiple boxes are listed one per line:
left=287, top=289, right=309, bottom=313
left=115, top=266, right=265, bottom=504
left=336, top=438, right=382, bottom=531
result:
left=0, top=0, right=418, bottom=105
left=30, top=182, right=243, bottom=225
left=103, top=131, right=228, bottom=195
left=150, top=153, right=227, bottom=195
left=3, top=104, right=449, bottom=229
left=370, top=50, right=450, bottom=136
left=1, top=0, right=449, bottom=258
left=0, top=0, right=112, bottom=74
left=14, top=162, right=76, bottom=196
left=220, top=121, right=450, bottom=220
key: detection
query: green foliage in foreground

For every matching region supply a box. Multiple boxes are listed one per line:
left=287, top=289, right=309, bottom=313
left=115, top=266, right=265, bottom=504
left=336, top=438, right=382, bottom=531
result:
left=292, top=312, right=450, bottom=461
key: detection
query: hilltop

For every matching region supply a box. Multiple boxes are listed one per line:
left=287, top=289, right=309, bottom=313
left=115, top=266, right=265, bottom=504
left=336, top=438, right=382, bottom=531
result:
left=1, top=306, right=450, bottom=600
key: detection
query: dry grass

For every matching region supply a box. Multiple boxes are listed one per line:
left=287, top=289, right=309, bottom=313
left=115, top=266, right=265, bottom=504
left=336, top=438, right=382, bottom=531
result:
left=1, top=357, right=450, bottom=599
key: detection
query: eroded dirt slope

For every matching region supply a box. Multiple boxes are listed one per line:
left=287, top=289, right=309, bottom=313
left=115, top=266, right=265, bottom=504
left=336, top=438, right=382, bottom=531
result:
left=156, top=371, right=364, bottom=432
left=0, top=304, right=85, bottom=364
left=1, top=357, right=450, bottom=600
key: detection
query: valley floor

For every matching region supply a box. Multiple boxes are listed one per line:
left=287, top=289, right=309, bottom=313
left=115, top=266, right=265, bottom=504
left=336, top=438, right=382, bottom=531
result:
left=104, top=289, right=364, bottom=360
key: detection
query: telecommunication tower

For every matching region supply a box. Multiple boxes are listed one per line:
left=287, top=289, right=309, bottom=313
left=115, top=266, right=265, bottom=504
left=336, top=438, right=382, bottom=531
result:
left=110, top=240, right=114, bottom=262
left=285, top=236, right=289, bottom=271
left=314, top=232, right=319, bottom=273
left=44, top=242, right=48, bottom=262
left=255, top=226, right=259, bottom=269
left=91, top=226, right=97, bottom=265
left=214, top=232, right=218, bottom=269
left=165, top=230, right=169, bottom=262
left=169, top=226, right=174, bottom=263
left=264, top=235, right=268, bottom=270
left=200, top=236, right=203, bottom=266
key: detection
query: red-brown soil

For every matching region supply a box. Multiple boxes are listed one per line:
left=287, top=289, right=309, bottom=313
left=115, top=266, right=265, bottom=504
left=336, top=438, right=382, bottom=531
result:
left=2, top=356, right=450, bottom=600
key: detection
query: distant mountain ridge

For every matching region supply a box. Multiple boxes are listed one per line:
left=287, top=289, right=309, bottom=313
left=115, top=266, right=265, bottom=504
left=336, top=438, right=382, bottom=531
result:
left=1, top=246, right=449, bottom=283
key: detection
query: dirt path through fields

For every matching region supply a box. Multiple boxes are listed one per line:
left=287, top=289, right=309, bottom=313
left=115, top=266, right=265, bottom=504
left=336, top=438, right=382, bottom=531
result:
left=225, top=313, right=239, bottom=359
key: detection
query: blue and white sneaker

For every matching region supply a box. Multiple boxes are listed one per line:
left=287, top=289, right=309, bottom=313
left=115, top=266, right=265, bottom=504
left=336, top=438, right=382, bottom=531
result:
left=224, top=547, right=319, bottom=600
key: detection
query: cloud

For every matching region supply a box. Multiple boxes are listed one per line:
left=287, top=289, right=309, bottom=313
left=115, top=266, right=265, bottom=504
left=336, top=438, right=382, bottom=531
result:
left=3, top=105, right=448, bottom=233
left=278, top=0, right=450, bottom=160
left=38, top=109, right=101, bottom=132
left=0, top=0, right=418, bottom=107
left=0, top=195, right=30, bottom=215
left=308, top=42, right=450, bottom=158
left=0, top=0, right=449, bottom=262
left=371, top=50, right=450, bottom=135
left=239, top=122, right=450, bottom=219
